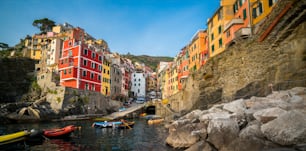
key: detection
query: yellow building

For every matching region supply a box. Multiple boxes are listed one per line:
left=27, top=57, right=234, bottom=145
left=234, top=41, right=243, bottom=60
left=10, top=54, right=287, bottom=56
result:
left=188, top=30, right=207, bottom=72
left=207, top=0, right=236, bottom=57
left=101, top=56, right=111, bottom=96
left=250, top=0, right=279, bottom=25
left=169, top=63, right=178, bottom=96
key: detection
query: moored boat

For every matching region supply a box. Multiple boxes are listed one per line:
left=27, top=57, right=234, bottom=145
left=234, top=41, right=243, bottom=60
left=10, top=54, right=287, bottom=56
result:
left=43, top=125, right=76, bottom=138
left=0, top=130, right=30, bottom=146
left=92, top=120, right=135, bottom=129
left=148, top=118, right=164, bottom=125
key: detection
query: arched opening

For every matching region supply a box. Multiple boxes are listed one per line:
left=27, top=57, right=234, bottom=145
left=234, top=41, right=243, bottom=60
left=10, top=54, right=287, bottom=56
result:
left=146, top=106, right=156, bottom=115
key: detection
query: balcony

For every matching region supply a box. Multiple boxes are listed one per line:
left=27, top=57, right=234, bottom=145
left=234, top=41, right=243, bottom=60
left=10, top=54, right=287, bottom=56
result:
left=224, top=18, right=244, bottom=31
left=235, top=27, right=251, bottom=38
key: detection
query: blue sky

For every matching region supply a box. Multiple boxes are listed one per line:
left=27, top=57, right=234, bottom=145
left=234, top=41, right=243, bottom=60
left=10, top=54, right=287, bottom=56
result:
left=0, top=0, right=219, bottom=57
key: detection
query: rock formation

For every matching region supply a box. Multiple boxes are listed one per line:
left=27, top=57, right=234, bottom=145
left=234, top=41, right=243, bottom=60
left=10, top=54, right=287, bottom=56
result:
left=165, top=87, right=306, bottom=151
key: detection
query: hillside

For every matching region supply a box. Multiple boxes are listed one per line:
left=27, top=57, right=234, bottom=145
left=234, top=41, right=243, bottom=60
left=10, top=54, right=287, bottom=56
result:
left=121, top=54, right=173, bottom=71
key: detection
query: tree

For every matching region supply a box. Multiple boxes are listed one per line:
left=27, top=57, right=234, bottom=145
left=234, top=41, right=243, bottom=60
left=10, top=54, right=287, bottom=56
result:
left=32, top=18, right=56, bottom=33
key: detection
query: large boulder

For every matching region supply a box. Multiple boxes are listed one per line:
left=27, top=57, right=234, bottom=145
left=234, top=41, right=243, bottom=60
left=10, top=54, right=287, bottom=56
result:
left=206, top=118, right=239, bottom=150
left=166, top=123, right=203, bottom=148
left=223, top=99, right=246, bottom=114
left=261, top=110, right=306, bottom=145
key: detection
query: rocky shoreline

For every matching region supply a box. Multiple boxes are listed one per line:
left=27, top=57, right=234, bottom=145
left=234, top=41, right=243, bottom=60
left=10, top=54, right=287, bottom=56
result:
left=165, top=87, right=306, bottom=151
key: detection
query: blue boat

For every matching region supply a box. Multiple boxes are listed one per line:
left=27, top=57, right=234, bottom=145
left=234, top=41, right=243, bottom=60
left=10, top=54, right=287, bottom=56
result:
left=92, top=121, right=134, bottom=129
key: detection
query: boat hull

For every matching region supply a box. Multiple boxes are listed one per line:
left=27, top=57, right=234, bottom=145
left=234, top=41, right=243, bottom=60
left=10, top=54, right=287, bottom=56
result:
left=43, top=125, right=76, bottom=139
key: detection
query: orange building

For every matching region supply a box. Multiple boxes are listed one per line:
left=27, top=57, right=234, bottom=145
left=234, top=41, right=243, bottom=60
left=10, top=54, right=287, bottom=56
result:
left=224, top=0, right=252, bottom=47
left=200, top=33, right=209, bottom=67
left=188, top=30, right=207, bottom=72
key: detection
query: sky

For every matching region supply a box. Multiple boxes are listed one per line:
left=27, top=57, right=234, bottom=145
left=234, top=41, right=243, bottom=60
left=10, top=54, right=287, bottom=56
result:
left=0, top=0, right=219, bottom=57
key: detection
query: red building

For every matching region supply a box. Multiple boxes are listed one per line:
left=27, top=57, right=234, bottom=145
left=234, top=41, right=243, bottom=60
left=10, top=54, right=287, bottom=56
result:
left=177, top=46, right=189, bottom=90
left=58, top=38, right=103, bottom=92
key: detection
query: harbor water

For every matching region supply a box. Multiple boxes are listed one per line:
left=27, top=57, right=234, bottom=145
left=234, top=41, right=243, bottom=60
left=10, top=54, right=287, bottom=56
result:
left=0, top=118, right=181, bottom=151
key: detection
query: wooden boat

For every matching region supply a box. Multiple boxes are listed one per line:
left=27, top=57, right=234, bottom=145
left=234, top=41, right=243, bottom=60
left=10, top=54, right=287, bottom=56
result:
left=43, top=125, right=76, bottom=138
left=92, top=121, right=135, bottom=129
left=0, top=130, right=30, bottom=146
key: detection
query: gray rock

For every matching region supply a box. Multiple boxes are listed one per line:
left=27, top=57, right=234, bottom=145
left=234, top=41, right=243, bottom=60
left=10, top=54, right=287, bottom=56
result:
left=261, top=110, right=306, bottom=145
left=206, top=118, right=239, bottom=150
left=223, top=99, right=246, bottom=114
left=253, top=107, right=287, bottom=123
left=166, top=123, right=201, bottom=148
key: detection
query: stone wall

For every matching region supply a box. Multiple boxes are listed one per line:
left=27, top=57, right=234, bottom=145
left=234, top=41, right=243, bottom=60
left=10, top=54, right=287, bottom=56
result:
left=162, top=0, right=306, bottom=115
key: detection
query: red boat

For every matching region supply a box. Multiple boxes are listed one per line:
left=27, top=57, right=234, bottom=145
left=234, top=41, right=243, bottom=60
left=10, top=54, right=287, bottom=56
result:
left=43, top=125, right=76, bottom=138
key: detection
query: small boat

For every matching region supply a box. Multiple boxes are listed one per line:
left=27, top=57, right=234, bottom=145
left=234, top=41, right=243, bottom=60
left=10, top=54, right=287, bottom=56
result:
left=0, top=130, right=30, bottom=146
left=145, top=115, right=164, bottom=125
left=92, top=121, right=135, bottom=129
left=92, top=121, right=123, bottom=128
left=148, top=118, right=164, bottom=125
left=43, top=125, right=76, bottom=138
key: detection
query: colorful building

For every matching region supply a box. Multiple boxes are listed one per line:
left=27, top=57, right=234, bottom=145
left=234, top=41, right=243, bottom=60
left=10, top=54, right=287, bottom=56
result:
left=177, top=46, right=189, bottom=90
left=207, top=0, right=236, bottom=57
left=58, top=38, right=103, bottom=92
left=188, top=30, right=207, bottom=72
left=251, top=0, right=279, bottom=26
left=101, top=56, right=111, bottom=96
left=168, top=63, right=178, bottom=96
left=199, top=32, right=209, bottom=67
left=224, top=0, right=252, bottom=47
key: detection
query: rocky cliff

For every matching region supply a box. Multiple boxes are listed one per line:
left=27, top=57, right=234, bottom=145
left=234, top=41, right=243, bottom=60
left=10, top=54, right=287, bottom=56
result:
left=166, top=0, right=306, bottom=113
left=0, top=58, right=37, bottom=103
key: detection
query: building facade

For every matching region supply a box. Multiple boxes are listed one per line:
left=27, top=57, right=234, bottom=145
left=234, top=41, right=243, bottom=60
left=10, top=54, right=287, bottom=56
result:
left=131, top=71, right=146, bottom=97
left=58, top=38, right=102, bottom=92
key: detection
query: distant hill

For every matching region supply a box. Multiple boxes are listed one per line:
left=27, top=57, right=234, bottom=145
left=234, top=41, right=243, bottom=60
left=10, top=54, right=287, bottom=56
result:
left=121, top=54, right=173, bottom=71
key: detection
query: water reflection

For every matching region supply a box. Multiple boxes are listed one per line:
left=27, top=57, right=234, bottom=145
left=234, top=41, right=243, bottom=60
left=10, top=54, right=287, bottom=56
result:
left=0, top=119, right=180, bottom=151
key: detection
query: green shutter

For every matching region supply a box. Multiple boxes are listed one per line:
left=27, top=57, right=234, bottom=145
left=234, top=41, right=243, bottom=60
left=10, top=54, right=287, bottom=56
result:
left=243, top=9, right=247, bottom=20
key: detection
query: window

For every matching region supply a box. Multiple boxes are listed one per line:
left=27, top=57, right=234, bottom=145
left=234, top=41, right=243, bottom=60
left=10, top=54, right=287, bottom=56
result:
left=92, top=84, right=95, bottom=91
left=219, top=38, right=223, bottom=48
left=98, top=65, right=102, bottom=71
left=259, top=2, right=263, bottom=14
left=84, top=49, right=88, bottom=55
left=269, top=0, right=277, bottom=7
left=68, top=50, right=72, bottom=56
left=138, top=83, right=140, bottom=86
left=98, top=75, right=101, bottom=81
left=83, top=60, right=87, bottom=66
left=92, top=52, right=95, bottom=59
left=218, top=26, right=222, bottom=34
left=103, top=69, right=106, bottom=73
left=99, top=56, right=102, bottom=61
left=90, top=73, right=94, bottom=79
left=68, top=68, right=71, bottom=74
left=243, top=9, right=247, bottom=20
left=107, top=70, right=109, bottom=75
left=211, top=34, right=214, bottom=40
left=252, top=8, right=257, bottom=18
left=211, top=45, right=215, bottom=53
left=239, top=0, right=242, bottom=7
left=91, top=62, right=95, bottom=69
left=226, top=31, right=231, bottom=38
left=85, top=83, right=89, bottom=90
left=83, top=70, right=87, bottom=77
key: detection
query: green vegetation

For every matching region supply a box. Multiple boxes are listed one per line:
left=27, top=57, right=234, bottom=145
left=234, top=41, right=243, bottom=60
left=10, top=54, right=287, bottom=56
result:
left=32, top=18, right=56, bottom=33
left=122, top=53, right=173, bottom=71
